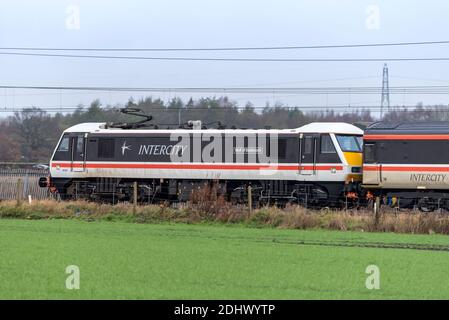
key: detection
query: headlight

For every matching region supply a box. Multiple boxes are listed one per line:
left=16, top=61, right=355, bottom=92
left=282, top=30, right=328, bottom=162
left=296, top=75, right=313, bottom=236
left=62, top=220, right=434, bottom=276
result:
left=351, top=167, right=362, bottom=173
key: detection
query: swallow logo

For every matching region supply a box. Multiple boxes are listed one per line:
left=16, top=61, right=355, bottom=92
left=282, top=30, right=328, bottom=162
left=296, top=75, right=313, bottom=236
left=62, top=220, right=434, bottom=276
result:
left=121, top=141, right=131, bottom=155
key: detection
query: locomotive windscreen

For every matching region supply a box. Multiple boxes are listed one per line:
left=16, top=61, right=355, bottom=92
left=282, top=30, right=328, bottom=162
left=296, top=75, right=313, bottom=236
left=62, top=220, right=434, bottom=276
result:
left=335, top=135, right=363, bottom=152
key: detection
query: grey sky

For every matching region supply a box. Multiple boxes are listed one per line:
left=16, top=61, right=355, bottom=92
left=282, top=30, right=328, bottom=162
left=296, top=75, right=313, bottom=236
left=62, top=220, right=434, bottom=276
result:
left=0, top=0, right=449, bottom=116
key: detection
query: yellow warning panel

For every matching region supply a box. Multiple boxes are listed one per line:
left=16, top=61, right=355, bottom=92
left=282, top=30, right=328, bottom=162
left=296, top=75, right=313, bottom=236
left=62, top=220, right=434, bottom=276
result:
left=344, top=152, right=362, bottom=166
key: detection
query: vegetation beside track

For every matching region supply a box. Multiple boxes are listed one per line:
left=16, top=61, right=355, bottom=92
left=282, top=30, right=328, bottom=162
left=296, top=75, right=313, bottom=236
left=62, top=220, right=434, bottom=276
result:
left=2, top=199, right=449, bottom=235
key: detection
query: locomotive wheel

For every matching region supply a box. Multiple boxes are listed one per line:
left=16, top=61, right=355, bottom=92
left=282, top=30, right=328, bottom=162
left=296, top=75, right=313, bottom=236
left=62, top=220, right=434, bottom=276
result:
left=417, top=198, right=436, bottom=213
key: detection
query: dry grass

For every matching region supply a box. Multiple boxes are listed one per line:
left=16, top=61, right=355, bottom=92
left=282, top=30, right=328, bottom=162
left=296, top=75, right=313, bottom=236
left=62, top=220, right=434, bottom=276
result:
left=2, top=195, right=449, bottom=235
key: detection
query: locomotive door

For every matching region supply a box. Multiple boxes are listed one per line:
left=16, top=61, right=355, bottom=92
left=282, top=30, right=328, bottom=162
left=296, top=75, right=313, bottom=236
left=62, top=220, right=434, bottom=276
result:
left=299, top=134, right=318, bottom=175
left=70, top=133, right=87, bottom=172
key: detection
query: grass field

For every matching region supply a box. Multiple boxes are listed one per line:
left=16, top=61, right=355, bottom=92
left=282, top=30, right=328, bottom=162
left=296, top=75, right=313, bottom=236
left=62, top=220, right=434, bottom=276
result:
left=2, top=219, right=449, bottom=299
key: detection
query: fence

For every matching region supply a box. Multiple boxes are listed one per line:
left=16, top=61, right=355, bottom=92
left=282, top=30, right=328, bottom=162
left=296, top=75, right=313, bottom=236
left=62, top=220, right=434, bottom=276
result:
left=0, top=169, right=52, bottom=201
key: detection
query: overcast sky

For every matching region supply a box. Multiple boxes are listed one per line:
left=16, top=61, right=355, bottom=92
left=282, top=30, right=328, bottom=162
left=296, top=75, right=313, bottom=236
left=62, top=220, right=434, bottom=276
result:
left=0, top=0, right=449, bottom=116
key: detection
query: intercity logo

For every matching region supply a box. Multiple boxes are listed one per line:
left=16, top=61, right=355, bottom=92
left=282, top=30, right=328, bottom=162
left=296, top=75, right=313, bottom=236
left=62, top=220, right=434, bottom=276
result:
left=121, top=141, right=132, bottom=155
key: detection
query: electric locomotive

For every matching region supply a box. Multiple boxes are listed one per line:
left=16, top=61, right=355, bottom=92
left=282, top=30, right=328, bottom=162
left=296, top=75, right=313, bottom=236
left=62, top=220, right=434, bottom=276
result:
left=39, top=113, right=363, bottom=207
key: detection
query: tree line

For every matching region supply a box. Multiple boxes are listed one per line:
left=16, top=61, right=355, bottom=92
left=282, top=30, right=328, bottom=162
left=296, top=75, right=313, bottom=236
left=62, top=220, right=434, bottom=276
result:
left=0, top=96, right=446, bottom=163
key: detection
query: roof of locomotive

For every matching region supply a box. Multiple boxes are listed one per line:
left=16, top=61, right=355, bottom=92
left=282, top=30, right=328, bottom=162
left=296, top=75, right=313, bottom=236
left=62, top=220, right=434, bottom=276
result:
left=63, top=122, right=363, bottom=135
left=365, top=121, right=449, bottom=134
left=298, top=122, right=363, bottom=135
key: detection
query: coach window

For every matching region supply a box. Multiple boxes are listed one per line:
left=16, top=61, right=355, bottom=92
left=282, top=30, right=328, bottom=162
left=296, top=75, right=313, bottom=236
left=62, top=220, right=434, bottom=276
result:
left=364, top=143, right=376, bottom=163
left=320, top=135, right=336, bottom=153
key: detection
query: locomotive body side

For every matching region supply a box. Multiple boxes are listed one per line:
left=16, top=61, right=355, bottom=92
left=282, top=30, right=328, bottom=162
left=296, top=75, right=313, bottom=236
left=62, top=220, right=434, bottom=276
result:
left=43, top=122, right=363, bottom=206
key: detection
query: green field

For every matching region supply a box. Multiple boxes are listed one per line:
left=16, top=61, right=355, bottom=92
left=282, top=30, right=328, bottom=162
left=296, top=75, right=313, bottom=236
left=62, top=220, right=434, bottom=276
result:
left=2, top=219, right=449, bottom=299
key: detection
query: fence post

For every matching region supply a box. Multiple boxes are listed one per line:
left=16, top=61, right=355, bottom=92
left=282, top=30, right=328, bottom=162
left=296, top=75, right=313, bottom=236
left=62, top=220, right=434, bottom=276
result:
left=16, top=178, right=23, bottom=207
left=247, top=185, right=252, bottom=215
left=374, top=196, right=381, bottom=228
left=23, top=169, right=29, bottom=199
left=133, top=181, right=138, bottom=214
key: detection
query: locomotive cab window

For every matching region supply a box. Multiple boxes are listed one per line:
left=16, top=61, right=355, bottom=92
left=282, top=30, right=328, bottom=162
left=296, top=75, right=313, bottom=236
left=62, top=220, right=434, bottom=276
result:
left=336, top=135, right=362, bottom=152
left=52, top=134, right=71, bottom=161
left=72, top=134, right=86, bottom=161
left=57, top=135, right=70, bottom=152
left=356, top=136, right=363, bottom=150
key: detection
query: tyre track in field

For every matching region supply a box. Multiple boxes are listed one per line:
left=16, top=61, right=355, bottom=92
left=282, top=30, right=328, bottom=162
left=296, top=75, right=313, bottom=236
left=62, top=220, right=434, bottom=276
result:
left=3, top=221, right=449, bottom=252
left=270, top=239, right=449, bottom=252
left=155, top=228, right=449, bottom=252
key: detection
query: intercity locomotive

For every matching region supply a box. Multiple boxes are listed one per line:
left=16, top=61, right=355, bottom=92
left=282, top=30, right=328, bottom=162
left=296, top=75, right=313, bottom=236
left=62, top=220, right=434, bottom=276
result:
left=39, top=120, right=364, bottom=206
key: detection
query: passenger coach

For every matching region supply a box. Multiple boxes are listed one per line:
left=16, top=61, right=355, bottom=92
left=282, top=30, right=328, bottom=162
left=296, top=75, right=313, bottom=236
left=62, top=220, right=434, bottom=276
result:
left=40, top=121, right=363, bottom=207
left=363, top=122, right=449, bottom=211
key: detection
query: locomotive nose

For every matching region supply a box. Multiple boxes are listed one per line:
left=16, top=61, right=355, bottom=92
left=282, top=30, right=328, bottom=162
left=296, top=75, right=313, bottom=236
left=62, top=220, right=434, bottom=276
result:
left=343, top=151, right=362, bottom=167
